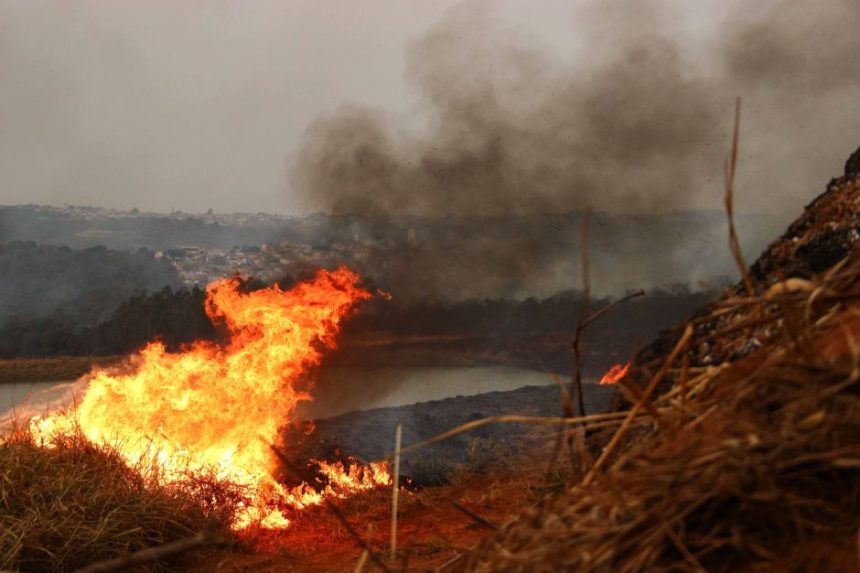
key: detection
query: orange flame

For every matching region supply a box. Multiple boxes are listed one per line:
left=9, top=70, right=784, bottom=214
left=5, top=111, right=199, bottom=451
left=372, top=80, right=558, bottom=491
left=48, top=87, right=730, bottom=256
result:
left=599, top=362, right=631, bottom=385
left=28, top=267, right=390, bottom=529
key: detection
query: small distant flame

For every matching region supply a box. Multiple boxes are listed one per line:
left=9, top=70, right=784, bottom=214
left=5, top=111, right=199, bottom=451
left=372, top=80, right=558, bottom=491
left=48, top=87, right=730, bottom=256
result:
left=27, top=267, right=390, bottom=530
left=599, top=362, right=631, bottom=385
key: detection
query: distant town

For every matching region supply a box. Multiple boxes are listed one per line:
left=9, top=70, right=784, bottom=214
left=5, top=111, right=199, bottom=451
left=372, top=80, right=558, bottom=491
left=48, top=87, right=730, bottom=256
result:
left=157, top=241, right=370, bottom=286
left=1, top=202, right=784, bottom=299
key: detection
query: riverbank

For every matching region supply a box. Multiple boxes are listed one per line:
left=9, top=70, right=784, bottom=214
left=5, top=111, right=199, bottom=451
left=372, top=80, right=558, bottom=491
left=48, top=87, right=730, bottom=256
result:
left=0, top=355, right=122, bottom=384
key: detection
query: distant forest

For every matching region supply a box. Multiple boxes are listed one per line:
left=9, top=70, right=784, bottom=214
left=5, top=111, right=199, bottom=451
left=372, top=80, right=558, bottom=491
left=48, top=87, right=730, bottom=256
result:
left=0, top=235, right=716, bottom=362
left=0, top=241, right=179, bottom=324
left=0, top=274, right=713, bottom=361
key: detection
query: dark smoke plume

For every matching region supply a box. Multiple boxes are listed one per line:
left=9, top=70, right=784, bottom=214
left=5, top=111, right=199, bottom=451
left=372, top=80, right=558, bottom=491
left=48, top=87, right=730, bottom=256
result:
left=288, top=0, right=860, bottom=297
left=291, top=2, right=726, bottom=216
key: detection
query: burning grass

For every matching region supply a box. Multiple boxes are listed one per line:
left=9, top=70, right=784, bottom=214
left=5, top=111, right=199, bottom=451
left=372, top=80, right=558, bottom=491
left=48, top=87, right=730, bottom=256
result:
left=0, top=427, right=239, bottom=572
left=466, top=312, right=860, bottom=570
left=187, top=443, right=560, bottom=573
left=0, top=267, right=398, bottom=570
left=20, top=268, right=390, bottom=530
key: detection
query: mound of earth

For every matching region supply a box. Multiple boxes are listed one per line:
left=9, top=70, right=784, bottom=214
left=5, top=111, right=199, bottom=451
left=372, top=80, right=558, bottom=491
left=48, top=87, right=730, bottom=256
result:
left=625, top=147, right=860, bottom=385
left=461, top=146, right=860, bottom=572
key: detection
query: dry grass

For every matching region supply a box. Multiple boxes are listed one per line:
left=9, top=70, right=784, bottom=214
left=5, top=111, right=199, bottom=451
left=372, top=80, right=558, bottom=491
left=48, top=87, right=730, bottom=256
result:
left=461, top=181, right=860, bottom=571
left=0, top=427, right=239, bottom=572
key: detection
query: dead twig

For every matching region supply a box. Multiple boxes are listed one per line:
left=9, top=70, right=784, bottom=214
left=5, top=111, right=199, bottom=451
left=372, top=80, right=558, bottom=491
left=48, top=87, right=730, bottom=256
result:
left=452, top=502, right=499, bottom=531
left=394, top=411, right=636, bottom=458
left=725, top=97, right=754, bottom=298
left=582, top=324, right=694, bottom=487
left=561, top=209, right=643, bottom=471
left=390, top=423, right=402, bottom=563
left=353, top=550, right=369, bottom=573
left=70, top=530, right=225, bottom=573
left=581, top=290, right=646, bottom=332
left=571, top=211, right=592, bottom=420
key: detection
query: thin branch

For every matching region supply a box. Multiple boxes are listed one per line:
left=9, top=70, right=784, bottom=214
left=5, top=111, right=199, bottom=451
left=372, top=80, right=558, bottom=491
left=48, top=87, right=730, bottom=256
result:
left=660, top=518, right=707, bottom=572
left=352, top=550, right=369, bottom=573
left=571, top=211, right=592, bottom=419
left=725, top=97, right=754, bottom=297
left=582, top=324, right=694, bottom=487
left=70, top=530, right=225, bottom=573
left=394, top=411, right=636, bottom=457
left=390, top=423, right=402, bottom=563
left=582, top=290, right=646, bottom=331
left=452, top=502, right=499, bottom=531
left=562, top=211, right=645, bottom=473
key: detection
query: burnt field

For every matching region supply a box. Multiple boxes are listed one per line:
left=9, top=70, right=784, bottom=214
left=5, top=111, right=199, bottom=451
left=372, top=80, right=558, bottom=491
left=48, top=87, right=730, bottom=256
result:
left=287, top=382, right=616, bottom=487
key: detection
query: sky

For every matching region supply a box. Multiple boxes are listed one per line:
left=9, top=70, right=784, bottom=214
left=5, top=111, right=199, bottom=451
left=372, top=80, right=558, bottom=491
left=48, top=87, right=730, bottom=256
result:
left=1, top=0, right=858, bottom=216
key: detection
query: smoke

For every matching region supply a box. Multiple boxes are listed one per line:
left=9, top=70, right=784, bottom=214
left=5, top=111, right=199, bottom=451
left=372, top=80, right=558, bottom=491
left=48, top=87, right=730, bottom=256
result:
left=286, top=0, right=860, bottom=297
left=288, top=0, right=860, bottom=216
left=722, top=0, right=860, bottom=95
left=290, top=2, right=726, bottom=216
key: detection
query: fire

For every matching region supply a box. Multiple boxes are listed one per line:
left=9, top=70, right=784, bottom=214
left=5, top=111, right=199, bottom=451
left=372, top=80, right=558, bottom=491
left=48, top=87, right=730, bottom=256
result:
left=27, top=267, right=391, bottom=529
left=599, top=362, right=631, bottom=385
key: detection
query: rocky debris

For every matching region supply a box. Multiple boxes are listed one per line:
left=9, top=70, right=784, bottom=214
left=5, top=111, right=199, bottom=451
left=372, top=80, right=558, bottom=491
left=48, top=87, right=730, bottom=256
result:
left=845, top=146, right=860, bottom=176
left=620, top=146, right=860, bottom=396
left=463, top=145, right=860, bottom=573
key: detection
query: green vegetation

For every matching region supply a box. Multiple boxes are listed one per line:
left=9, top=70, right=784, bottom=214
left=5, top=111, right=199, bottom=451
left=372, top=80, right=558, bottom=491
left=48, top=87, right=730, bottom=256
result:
left=0, top=242, right=179, bottom=322
left=0, top=241, right=180, bottom=359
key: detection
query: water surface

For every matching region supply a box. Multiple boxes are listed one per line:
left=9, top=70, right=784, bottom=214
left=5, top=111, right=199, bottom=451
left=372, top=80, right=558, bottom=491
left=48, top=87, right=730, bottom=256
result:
left=0, top=380, right=80, bottom=423
left=1, top=366, right=588, bottom=421
left=309, top=366, right=584, bottom=418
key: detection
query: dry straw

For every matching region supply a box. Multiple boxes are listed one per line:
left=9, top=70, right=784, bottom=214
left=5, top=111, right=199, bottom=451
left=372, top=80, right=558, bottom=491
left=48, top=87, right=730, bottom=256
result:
left=461, top=252, right=860, bottom=570
left=399, top=113, right=860, bottom=571
left=453, top=110, right=860, bottom=572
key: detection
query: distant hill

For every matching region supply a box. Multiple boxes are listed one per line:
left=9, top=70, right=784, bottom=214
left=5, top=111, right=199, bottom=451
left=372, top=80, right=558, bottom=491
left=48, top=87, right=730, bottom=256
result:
left=0, top=241, right=180, bottom=324
left=0, top=205, right=285, bottom=251
left=0, top=204, right=787, bottom=299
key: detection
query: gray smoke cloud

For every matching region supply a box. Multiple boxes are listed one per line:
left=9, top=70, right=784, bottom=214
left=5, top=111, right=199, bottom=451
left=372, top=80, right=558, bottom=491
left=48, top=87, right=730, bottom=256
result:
left=285, top=0, right=860, bottom=297
left=289, top=0, right=860, bottom=217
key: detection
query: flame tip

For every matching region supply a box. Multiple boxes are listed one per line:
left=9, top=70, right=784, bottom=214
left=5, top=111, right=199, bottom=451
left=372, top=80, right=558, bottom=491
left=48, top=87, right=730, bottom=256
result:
left=599, top=362, right=632, bottom=385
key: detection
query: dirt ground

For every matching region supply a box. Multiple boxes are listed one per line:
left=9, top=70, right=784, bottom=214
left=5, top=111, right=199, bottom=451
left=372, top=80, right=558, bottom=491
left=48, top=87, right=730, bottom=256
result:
left=186, top=438, right=567, bottom=572
left=190, top=371, right=614, bottom=571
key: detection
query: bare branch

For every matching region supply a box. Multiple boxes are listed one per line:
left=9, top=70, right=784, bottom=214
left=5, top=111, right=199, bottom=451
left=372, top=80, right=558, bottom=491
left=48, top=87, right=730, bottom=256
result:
left=452, top=502, right=499, bottom=531
left=725, top=97, right=754, bottom=297
left=70, top=530, right=225, bottom=573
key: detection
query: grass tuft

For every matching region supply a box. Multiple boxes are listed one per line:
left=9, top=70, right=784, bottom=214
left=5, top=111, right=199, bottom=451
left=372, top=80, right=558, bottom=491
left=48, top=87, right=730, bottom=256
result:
left=0, top=428, right=238, bottom=572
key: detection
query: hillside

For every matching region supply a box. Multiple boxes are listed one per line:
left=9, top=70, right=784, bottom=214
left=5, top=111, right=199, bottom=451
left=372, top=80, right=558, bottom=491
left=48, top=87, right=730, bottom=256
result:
left=1, top=205, right=783, bottom=300
left=0, top=242, right=179, bottom=324
left=461, top=150, right=860, bottom=571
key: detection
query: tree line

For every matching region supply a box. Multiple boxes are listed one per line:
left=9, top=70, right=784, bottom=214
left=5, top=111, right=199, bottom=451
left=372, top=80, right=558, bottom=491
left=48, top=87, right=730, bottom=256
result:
left=0, top=279, right=713, bottom=359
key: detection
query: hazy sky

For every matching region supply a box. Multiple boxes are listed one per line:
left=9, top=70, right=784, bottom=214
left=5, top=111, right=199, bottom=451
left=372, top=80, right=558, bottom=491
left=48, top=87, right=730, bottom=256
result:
left=1, top=0, right=858, bottom=215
